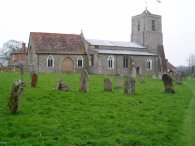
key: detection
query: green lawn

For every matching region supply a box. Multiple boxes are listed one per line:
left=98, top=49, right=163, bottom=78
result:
left=0, top=72, right=194, bottom=146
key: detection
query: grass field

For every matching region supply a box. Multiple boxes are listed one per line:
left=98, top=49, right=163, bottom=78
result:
left=0, top=72, right=194, bottom=146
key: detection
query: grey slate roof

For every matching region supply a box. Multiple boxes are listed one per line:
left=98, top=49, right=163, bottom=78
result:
left=92, top=49, right=157, bottom=56
left=87, top=39, right=145, bottom=49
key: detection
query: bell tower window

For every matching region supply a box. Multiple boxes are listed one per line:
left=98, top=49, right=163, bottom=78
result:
left=152, top=20, right=156, bottom=31
left=137, top=21, right=140, bottom=31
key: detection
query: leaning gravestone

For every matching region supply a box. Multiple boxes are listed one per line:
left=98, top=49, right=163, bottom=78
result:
left=124, top=76, right=135, bottom=95
left=162, top=74, right=175, bottom=93
left=104, top=78, right=112, bottom=91
left=175, top=73, right=182, bottom=84
left=115, top=74, right=122, bottom=88
left=79, top=69, right=88, bottom=93
left=31, top=72, right=38, bottom=87
left=57, top=80, right=70, bottom=92
left=8, top=80, right=25, bottom=114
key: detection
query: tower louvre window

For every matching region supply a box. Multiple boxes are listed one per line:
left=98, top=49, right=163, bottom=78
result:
left=137, top=21, right=140, bottom=31
left=152, top=20, right=156, bottom=31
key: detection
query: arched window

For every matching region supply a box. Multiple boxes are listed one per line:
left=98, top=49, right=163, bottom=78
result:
left=147, top=58, right=152, bottom=70
left=137, top=21, right=140, bottom=31
left=107, top=56, right=114, bottom=69
left=47, top=55, right=54, bottom=67
left=123, top=57, right=128, bottom=68
left=77, top=56, right=83, bottom=67
left=152, top=20, right=156, bottom=31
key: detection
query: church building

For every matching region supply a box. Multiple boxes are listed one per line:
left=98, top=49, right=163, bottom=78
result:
left=27, top=10, right=166, bottom=76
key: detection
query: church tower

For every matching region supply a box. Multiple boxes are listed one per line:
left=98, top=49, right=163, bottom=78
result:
left=131, top=9, right=163, bottom=54
left=131, top=9, right=167, bottom=72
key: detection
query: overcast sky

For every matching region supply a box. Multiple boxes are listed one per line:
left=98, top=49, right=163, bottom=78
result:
left=0, top=0, right=195, bottom=66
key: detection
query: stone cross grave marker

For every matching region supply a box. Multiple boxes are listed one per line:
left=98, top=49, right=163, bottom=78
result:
left=162, top=74, right=175, bottom=93
left=79, top=69, right=88, bottom=93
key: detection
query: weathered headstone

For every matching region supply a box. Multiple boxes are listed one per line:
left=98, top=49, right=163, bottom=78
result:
left=8, top=80, right=25, bottom=114
left=115, top=74, right=122, bottom=88
left=158, top=72, right=163, bottom=80
left=152, top=73, right=157, bottom=80
left=162, top=74, right=175, bottom=93
left=140, top=67, right=146, bottom=83
left=79, top=69, right=88, bottom=93
left=140, top=74, right=146, bottom=83
left=131, top=67, right=136, bottom=78
left=175, top=73, right=182, bottom=84
left=124, top=76, right=135, bottom=95
left=31, top=72, right=38, bottom=87
left=104, top=78, right=112, bottom=91
left=19, top=66, right=24, bottom=81
left=57, top=80, right=70, bottom=92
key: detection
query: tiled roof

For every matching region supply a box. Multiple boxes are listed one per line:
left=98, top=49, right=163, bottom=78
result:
left=29, top=32, right=86, bottom=54
left=167, top=61, right=177, bottom=72
left=87, top=39, right=145, bottom=49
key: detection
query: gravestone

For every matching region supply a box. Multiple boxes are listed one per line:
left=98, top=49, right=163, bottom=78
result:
left=162, top=74, right=175, bottom=93
left=131, top=67, right=136, bottom=78
left=175, top=73, right=182, bottom=84
left=8, top=80, right=25, bottom=114
left=158, top=72, right=163, bottom=80
left=79, top=69, right=88, bottom=93
left=140, top=74, right=146, bottom=83
left=140, top=68, right=146, bottom=83
left=19, top=66, right=24, bottom=81
left=152, top=73, right=157, bottom=80
left=115, top=74, right=122, bottom=88
left=57, top=80, right=70, bottom=92
left=124, top=76, right=135, bottom=95
left=104, top=78, right=112, bottom=91
left=31, top=72, right=38, bottom=87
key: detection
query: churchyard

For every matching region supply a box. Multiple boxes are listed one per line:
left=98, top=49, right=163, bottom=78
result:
left=0, top=72, right=194, bottom=145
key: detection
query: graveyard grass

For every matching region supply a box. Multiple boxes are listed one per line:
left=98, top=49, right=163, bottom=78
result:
left=0, top=72, right=194, bottom=146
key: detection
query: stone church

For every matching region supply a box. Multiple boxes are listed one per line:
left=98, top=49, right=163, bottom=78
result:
left=27, top=10, right=167, bottom=76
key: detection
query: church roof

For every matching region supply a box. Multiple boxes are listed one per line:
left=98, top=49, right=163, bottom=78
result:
left=92, top=49, right=157, bottom=56
left=87, top=39, right=145, bottom=49
left=29, top=32, right=86, bottom=54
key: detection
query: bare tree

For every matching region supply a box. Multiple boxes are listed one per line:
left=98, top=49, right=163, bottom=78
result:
left=187, top=54, right=195, bottom=77
left=1, top=40, right=22, bottom=63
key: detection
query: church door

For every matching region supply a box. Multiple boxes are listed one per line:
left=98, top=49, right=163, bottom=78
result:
left=61, top=57, right=74, bottom=73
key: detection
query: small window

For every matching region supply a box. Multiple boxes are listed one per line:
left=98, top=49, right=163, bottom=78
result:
left=107, top=56, right=114, bottom=69
left=137, top=21, right=140, bottom=31
left=90, top=54, right=94, bottom=66
left=147, top=58, right=152, bottom=70
left=123, top=57, right=128, bottom=68
left=47, top=55, right=54, bottom=67
left=152, top=20, right=156, bottom=31
left=77, top=56, right=83, bottom=67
